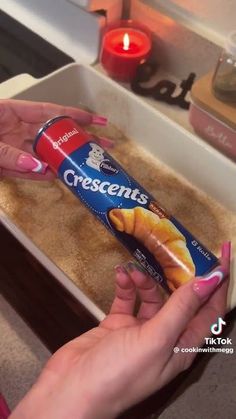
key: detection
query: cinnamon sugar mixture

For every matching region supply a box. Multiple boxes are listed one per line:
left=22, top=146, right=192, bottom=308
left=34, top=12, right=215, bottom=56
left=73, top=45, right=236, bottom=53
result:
left=0, top=125, right=235, bottom=313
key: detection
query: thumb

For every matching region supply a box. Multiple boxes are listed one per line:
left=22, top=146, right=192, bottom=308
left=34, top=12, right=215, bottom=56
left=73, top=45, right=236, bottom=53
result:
left=0, top=142, right=47, bottom=174
left=152, top=267, right=224, bottom=345
left=144, top=262, right=229, bottom=347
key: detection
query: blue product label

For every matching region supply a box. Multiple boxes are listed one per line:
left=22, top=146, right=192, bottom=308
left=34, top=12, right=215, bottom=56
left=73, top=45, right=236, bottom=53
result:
left=58, top=141, right=218, bottom=291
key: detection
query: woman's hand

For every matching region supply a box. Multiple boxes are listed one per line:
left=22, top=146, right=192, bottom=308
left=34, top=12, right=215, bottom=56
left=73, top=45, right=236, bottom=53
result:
left=10, top=242, right=231, bottom=419
left=0, top=99, right=108, bottom=180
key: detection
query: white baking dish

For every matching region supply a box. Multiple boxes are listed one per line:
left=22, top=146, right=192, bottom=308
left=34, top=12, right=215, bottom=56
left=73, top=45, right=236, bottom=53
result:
left=0, top=63, right=235, bottom=314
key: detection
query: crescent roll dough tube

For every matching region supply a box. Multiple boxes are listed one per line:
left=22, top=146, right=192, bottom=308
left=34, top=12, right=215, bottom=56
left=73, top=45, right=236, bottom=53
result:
left=34, top=116, right=219, bottom=293
left=109, top=207, right=196, bottom=290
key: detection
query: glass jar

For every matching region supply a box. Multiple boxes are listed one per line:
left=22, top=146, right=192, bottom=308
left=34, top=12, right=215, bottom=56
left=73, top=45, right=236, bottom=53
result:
left=212, top=31, right=236, bottom=103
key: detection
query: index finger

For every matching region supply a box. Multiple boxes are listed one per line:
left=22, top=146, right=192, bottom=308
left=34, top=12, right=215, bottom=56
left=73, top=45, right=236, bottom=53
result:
left=1, top=100, right=95, bottom=126
left=176, top=241, right=231, bottom=349
left=143, top=242, right=231, bottom=346
left=178, top=275, right=229, bottom=351
left=159, top=277, right=229, bottom=379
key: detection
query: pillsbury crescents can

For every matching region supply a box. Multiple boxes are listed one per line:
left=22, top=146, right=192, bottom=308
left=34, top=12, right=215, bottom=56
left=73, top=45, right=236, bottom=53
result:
left=34, top=116, right=218, bottom=292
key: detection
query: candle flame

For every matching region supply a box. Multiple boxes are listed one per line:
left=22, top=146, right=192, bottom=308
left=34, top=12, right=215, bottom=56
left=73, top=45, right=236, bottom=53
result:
left=123, top=33, right=130, bottom=51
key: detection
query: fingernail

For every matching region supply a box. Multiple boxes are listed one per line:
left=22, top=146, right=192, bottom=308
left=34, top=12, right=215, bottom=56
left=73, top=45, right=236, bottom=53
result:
left=91, top=115, right=108, bottom=126
left=0, top=394, right=10, bottom=417
left=114, top=265, right=127, bottom=274
left=17, top=154, right=48, bottom=174
left=193, top=270, right=225, bottom=299
left=126, top=261, right=146, bottom=274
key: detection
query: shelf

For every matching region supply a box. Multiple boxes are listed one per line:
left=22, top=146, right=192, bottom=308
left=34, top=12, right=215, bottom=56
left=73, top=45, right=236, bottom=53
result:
left=139, top=0, right=235, bottom=47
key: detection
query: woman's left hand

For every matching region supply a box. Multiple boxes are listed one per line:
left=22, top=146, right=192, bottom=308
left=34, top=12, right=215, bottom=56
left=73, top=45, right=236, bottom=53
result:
left=0, top=99, right=108, bottom=180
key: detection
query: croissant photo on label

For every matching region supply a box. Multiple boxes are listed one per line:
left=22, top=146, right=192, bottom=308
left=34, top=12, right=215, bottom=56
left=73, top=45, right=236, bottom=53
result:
left=109, top=206, right=196, bottom=291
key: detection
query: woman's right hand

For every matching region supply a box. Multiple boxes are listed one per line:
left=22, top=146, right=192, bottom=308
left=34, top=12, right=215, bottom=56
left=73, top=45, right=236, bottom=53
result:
left=10, top=242, right=231, bottom=419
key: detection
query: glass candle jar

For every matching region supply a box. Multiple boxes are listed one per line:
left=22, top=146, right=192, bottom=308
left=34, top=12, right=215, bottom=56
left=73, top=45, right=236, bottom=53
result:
left=212, top=31, right=236, bottom=103
left=100, top=20, right=152, bottom=82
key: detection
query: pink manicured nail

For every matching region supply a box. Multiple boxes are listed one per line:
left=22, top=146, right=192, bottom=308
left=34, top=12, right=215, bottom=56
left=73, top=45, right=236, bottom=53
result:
left=17, top=154, right=48, bottom=174
left=193, top=241, right=232, bottom=299
left=91, top=115, right=108, bottom=126
left=0, top=394, right=10, bottom=418
left=193, top=270, right=225, bottom=299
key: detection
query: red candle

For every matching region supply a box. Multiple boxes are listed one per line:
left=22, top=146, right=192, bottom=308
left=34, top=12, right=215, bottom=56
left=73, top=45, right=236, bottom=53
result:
left=100, top=25, right=152, bottom=82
